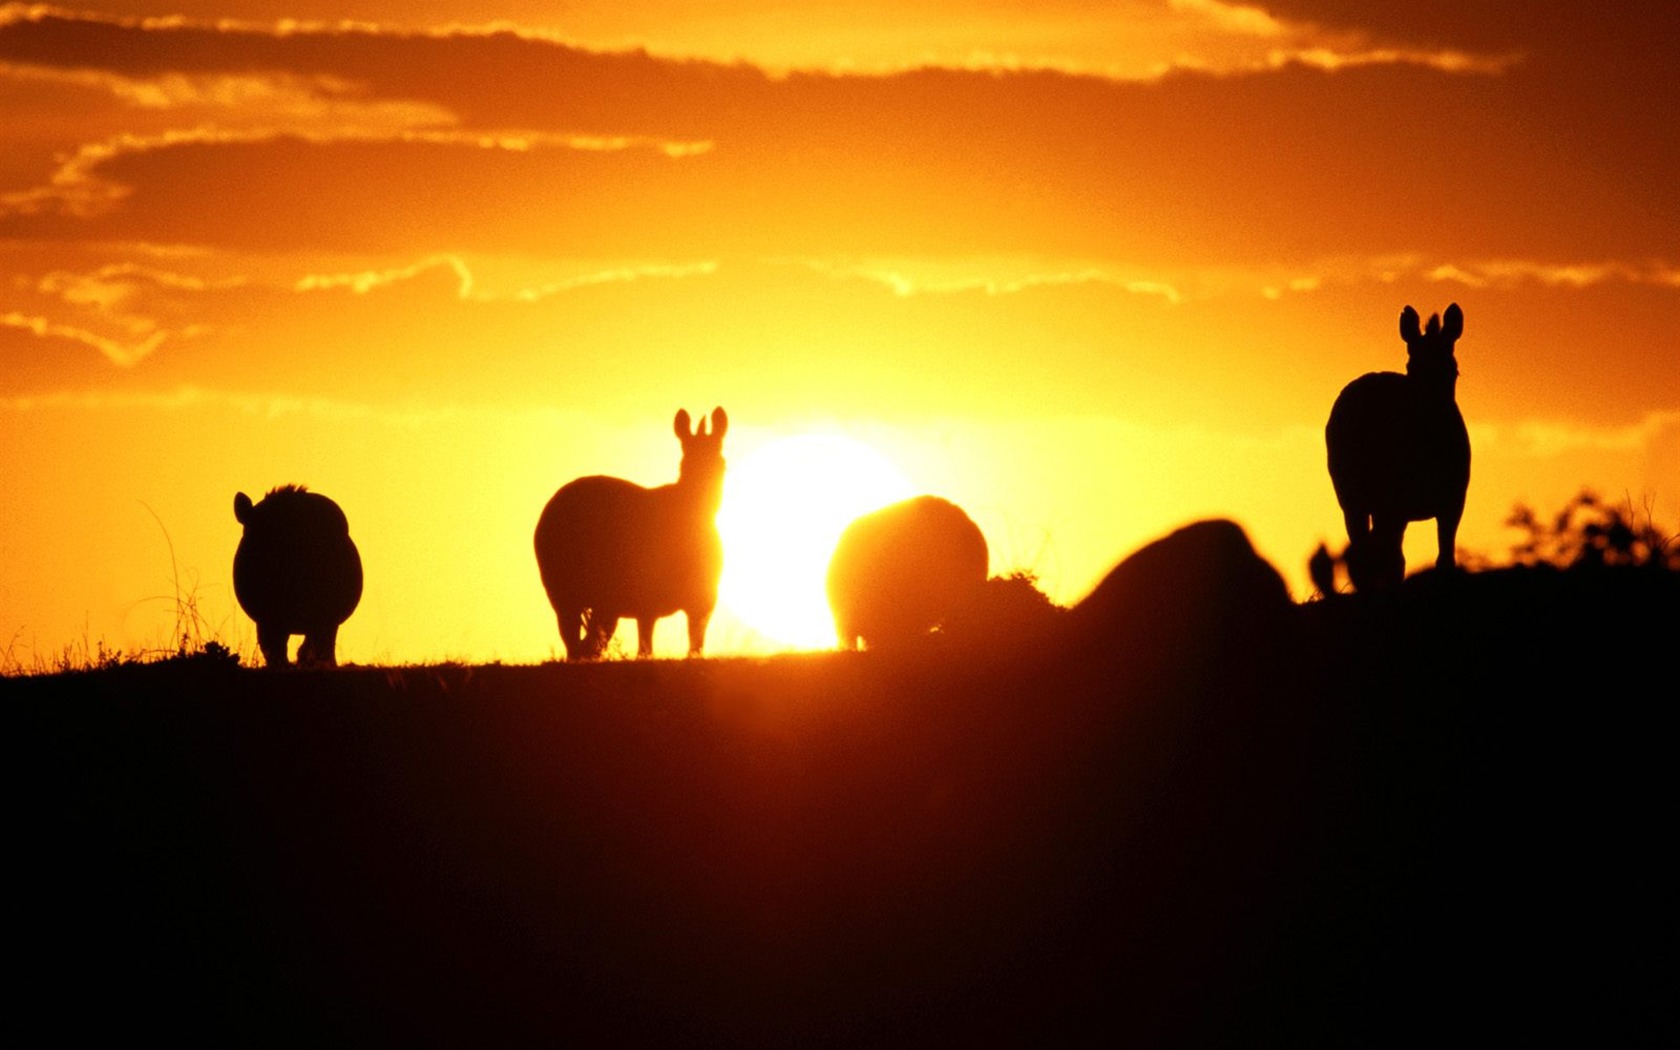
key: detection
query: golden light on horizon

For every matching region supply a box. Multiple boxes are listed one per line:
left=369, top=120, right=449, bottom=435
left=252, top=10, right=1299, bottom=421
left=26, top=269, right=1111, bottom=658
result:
left=0, top=5, right=1674, bottom=668
left=716, top=433, right=916, bottom=648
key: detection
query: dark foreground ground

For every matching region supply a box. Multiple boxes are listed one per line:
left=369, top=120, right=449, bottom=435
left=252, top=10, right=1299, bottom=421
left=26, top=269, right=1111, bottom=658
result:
left=7, top=564, right=1676, bottom=1045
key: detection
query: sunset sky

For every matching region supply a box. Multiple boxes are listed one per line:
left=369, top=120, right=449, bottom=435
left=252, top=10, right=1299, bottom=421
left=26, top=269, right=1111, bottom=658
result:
left=2, top=2, right=1675, bottom=664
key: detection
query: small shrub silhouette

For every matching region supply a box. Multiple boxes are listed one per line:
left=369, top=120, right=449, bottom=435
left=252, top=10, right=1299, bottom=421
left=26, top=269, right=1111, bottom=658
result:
left=1505, top=490, right=1679, bottom=571
left=942, top=570, right=1067, bottom=651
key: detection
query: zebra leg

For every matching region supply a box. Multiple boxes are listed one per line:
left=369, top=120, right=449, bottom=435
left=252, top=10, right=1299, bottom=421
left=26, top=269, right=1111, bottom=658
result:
left=1368, top=515, right=1408, bottom=588
left=1342, top=511, right=1374, bottom=592
left=686, top=606, right=713, bottom=656
left=298, top=624, right=339, bottom=668
left=256, top=623, right=291, bottom=668
left=1436, top=503, right=1464, bottom=572
left=1342, top=509, right=1370, bottom=545
left=584, top=610, right=617, bottom=659
left=557, top=607, right=589, bottom=660
left=636, top=616, right=658, bottom=658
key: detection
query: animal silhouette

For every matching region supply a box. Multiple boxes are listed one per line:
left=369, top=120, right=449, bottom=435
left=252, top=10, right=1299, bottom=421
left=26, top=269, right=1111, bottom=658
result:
left=232, top=486, right=363, bottom=668
left=1069, top=519, right=1293, bottom=687
left=1073, top=519, right=1291, bottom=635
left=1326, top=304, right=1471, bottom=591
left=534, top=408, right=729, bottom=659
left=826, top=495, right=989, bottom=650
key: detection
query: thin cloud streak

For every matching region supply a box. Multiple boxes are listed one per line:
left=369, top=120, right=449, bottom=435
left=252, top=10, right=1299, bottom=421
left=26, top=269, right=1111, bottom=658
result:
left=0, top=125, right=712, bottom=223
left=811, top=261, right=1187, bottom=304
left=0, top=384, right=464, bottom=425
left=293, top=254, right=721, bottom=300
left=804, top=255, right=1677, bottom=302
left=1427, top=260, right=1680, bottom=291
left=2, top=309, right=165, bottom=365
left=0, top=58, right=458, bottom=126
left=0, top=384, right=685, bottom=439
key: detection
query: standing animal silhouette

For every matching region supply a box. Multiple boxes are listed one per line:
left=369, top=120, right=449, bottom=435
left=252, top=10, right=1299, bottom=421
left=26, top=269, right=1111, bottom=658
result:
left=233, top=486, right=363, bottom=667
left=535, top=408, right=729, bottom=659
left=826, top=495, right=989, bottom=650
left=1326, top=304, right=1471, bottom=591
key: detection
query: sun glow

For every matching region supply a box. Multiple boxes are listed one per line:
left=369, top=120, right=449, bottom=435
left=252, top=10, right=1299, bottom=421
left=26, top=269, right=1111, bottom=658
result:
left=716, top=434, right=916, bottom=649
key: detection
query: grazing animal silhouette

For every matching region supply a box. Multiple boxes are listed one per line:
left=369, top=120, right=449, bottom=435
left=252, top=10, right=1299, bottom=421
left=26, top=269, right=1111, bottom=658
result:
left=1069, top=519, right=1293, bottom=685
left=826, top=495, right=989, bottom=650
left=1073, top=519, right=1291, bottom=634
left=534, top=408, right=729, bottom=659
left=233, top=486, right=363, bottom=668
left=1326, top=304, right=1471, bottom=591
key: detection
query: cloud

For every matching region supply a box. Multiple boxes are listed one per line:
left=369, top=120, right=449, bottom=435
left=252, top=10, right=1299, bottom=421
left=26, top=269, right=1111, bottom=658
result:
left=1169, top=0, right=1285, bottom=37
left=0, top=253, right=247, bottom=369
left=1483, top=410, right=1680, bottom=459
left=1259, top=46, right=1516, bottom=75
left=289, top=251, right=725, bottom=301
left=0, top=8, right=1667, bottom=266
left=294, top=253, right=476, bottom=297
left=0, top=4, right=1520, bottom=84
left=0, top=58, right=458, bottom=128
left=2, top=308, right=165, bottom=365
left=0, top=125, right=711, bottom=226
left=804, top=259, right=1186, bottom=303
left=1247, top=255, right=1680, bottom=298
left=4, top=68, right=1669, bottom=266
left=501, top=261, right=721, bottom=301
left=0, top=383, right=463, bottom=425
left=37, top=260, right=245, bottom=295
left=1425, top=260, right=1680, bottom=291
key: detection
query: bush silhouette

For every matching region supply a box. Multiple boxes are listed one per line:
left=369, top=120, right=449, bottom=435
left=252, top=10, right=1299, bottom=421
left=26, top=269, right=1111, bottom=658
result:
left=1505, top=489, right=1679, bottom=571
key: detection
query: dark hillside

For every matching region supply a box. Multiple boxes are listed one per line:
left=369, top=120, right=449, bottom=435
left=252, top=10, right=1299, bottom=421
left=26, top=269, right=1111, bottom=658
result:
left=7, top=564, right=1675, bottom=1045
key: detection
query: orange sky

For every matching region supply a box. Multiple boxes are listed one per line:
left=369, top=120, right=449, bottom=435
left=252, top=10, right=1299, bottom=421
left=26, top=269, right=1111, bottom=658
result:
left=2, top=2, right=1675, bottom=664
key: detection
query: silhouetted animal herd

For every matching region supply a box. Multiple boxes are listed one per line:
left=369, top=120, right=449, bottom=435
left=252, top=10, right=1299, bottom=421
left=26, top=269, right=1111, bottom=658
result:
left=233, top=305, right=1472, bottom=666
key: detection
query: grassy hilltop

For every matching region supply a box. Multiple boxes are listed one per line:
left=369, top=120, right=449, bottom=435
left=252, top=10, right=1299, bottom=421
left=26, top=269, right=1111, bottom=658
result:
left=7, top=558, right=1676, bottom=1045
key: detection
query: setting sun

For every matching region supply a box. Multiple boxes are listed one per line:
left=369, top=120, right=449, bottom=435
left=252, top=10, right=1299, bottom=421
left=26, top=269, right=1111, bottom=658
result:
left=716, top=434, right=915, bottom=648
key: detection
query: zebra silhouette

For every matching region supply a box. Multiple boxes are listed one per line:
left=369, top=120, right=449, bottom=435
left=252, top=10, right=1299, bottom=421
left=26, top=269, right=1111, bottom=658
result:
left=233, top=486, right=362, bottom=667
left=1326, top=304, right=1471, bottom=590
left=534, top=408, right=729, bottom=659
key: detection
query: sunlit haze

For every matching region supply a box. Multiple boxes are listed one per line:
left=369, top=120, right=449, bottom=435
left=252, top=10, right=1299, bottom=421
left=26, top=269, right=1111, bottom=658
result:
left=1, top=2, right=1674, bottom=664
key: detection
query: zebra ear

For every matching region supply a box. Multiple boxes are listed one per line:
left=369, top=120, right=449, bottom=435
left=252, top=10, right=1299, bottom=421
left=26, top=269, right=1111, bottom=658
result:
left=1400, top=306, right=1421, bottom=343
left=1442, top=303, right=1464, bottom=342
left=710, top=407, right=729, bottom=440
left=674, top=409, right=693, bottom=439
left=234, top=492, right=254, bottom=523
